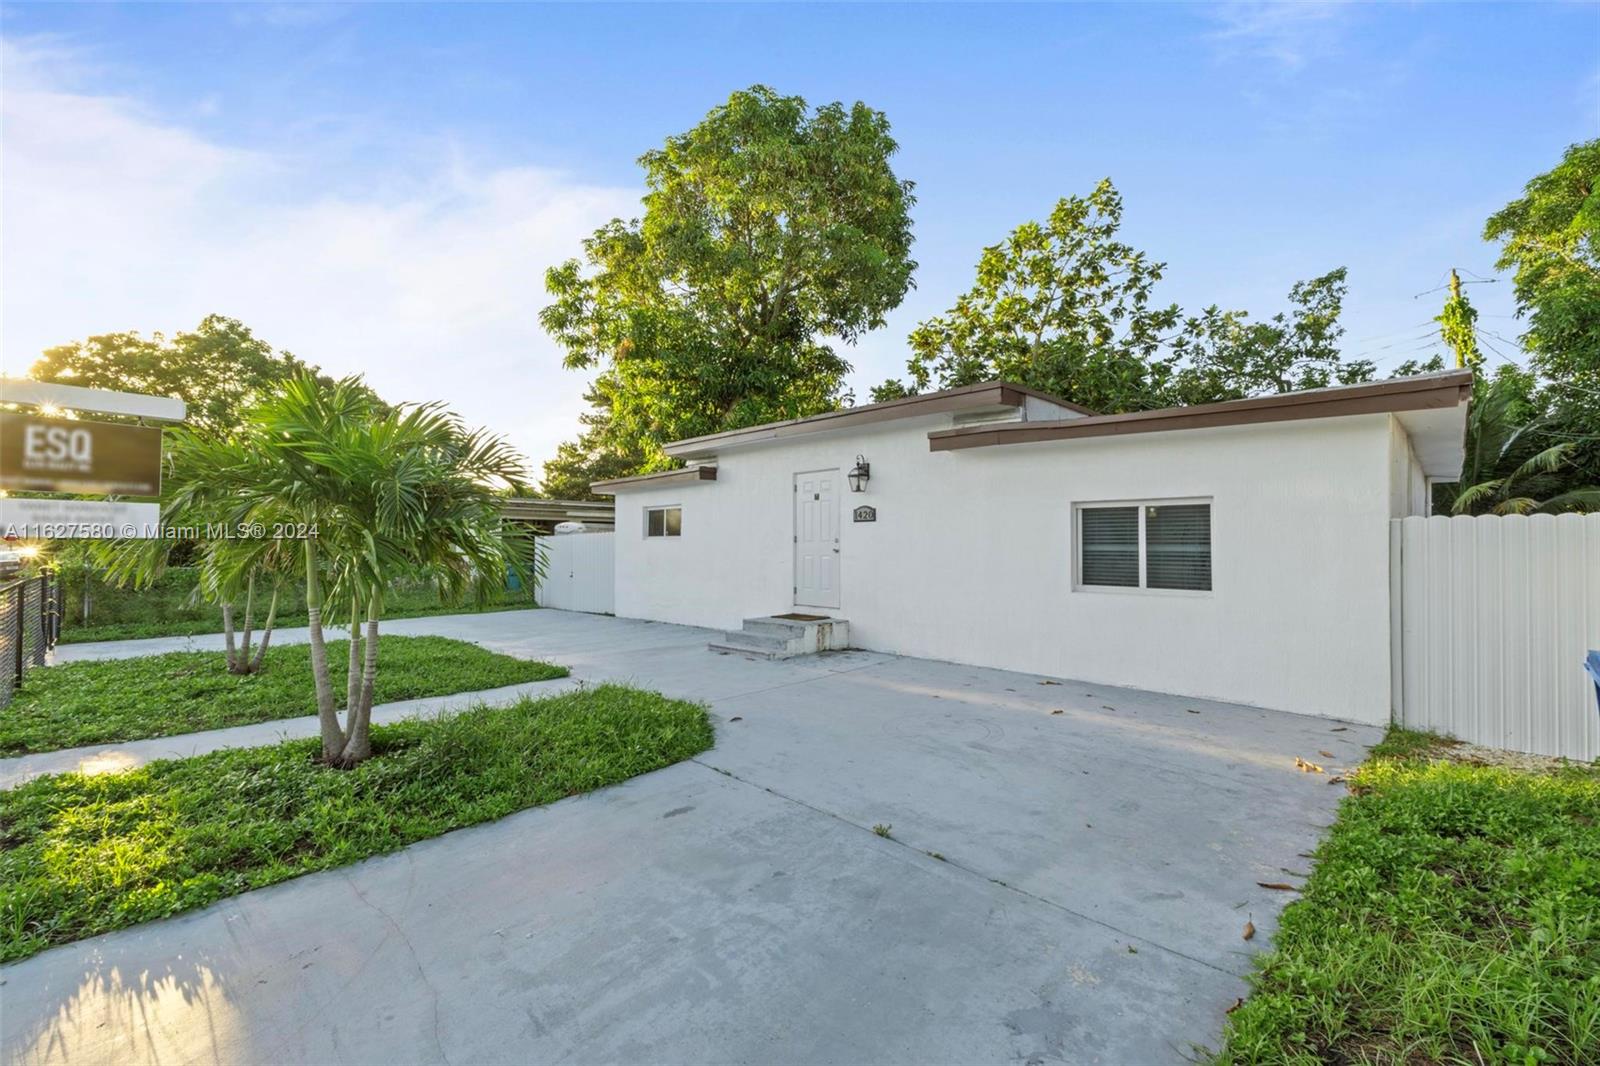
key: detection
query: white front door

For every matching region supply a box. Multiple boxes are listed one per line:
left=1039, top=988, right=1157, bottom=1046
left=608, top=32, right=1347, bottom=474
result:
left=793, top=469, right=840, bottom=609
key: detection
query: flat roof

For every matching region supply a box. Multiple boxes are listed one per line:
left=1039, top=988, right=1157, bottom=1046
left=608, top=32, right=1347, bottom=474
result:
left=662, top=381, right=1092, bottom=460
left=591, top=465, right=719, bottom=495
left=928, top=369, right=1473, bottom=474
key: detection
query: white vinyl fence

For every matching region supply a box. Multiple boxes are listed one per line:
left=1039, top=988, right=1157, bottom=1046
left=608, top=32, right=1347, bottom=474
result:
left=1391, top=514, right=1600, bottom=761
left=536, top=532, right=615, bottom=615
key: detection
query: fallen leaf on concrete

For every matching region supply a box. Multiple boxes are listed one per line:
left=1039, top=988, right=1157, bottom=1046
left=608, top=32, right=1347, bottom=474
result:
left=1257, top=882, right=1299, bottom=891
left=1050, top=709, right=1064, bottom=715
left=1318, top=750, right=1336, bottom=758
left=1330, top=726, right=1348, bottom=732
left=1038, top=679, right=1061, bottom=686
left=1328, top=775, right=1345, bottom=785
left=1101, top=705, right=1117, bottom=711
left=1226, top=997, right=1244, bottom=1014
left=1186, top=708, right=1200, bottom=714
left=1295, top=757, right=1325, bottom=773
left=1242, top=919, right=1255, bottom=940
left=729, top=716, right=743, bottom=722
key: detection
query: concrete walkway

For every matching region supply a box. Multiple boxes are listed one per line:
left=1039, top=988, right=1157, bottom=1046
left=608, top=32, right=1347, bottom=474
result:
left=1, top=610, right=1379, bottom=1065
left=0, top=677, right=581, bottom=789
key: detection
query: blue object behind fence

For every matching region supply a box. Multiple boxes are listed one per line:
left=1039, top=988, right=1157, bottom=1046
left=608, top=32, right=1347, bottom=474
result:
left=1587, top=651, right=1600, bottom=715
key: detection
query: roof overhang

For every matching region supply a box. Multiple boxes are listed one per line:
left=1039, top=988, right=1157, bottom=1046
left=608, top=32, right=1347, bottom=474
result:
left=927, top=370, right=1473, bottom=477
left=591, top=465, right=718, bottom=495
left=663, top=381, right=1092, bottom=461
left=499, top=497, right=616, bottom=527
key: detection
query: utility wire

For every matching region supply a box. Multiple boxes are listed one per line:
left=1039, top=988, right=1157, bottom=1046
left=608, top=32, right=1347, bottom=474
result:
left=1412, top=277, right=1497, bottom=299
left=1478, top=328, right=1529, bottom=353
left=1350, top=319, right=1440, bottom=344
left=1346, top=329, right=1443, bottom=360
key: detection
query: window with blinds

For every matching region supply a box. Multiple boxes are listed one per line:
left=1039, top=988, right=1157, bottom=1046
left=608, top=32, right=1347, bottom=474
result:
left=1079, top=506, right=1140, bottom=587
left=1077, top=500, right=1212, bottom=592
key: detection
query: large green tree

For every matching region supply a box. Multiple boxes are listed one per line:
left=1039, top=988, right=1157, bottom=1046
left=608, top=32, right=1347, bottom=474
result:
left=897, top=180, right=1180, bottom=412
left=890, top=180, right=1379, bottom=412
left=28, top=315, right=328, bottom=435
left=1484, top=138, right=1600, bottom=488
left=541, top=85, right=917, bottom=494
left=1164, top=268, right=1375, bottom=406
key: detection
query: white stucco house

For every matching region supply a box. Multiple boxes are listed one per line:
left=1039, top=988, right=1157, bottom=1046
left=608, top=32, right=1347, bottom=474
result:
left=593, top=369, right=1474, bottom=726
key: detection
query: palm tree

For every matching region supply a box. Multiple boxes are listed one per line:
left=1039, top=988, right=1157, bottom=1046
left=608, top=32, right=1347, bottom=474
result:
left=1449, top=370, right=1600, bottom=515
left=250, top=374, right=538, bottom=766
left=98, top=429, right=295, bottom=674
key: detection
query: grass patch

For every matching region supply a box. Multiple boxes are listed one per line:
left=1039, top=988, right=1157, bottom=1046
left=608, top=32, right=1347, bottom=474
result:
left=56, top=601, right=537, bottom=644
left=0, top=636, right=567, bottom=755
left=1212, top=728, right=1600, bottom=1065
left=0, top=684, right=713, bottom=961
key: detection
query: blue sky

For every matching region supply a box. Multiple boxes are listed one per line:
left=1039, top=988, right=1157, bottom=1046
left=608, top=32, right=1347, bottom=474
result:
left=3, top=2, right=1596, bottom=472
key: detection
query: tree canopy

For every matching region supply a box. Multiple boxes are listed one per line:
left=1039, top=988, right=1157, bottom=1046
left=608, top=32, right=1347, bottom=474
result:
left=28, top=315, right=336, bottom=435
left=888, top=179, right=1380, bottom=412
left=897, top=180, right=1179, bottom=412
left=540, top=85, right=917, bottom=496
left=1483, top=138, right=1599, bottom=489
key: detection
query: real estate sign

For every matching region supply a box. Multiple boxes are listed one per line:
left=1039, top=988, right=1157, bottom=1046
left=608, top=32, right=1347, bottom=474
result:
left=0, top=412, right=163, bottom=497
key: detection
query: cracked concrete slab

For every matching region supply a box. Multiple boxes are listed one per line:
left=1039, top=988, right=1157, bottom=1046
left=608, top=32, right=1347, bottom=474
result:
left=2, top=609, right=1379, bottom=1064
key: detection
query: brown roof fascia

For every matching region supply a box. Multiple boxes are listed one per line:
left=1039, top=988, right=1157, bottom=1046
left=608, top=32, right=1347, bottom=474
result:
left=590, top=465, right=719, bottom=494
left=662, top=380, right=1091, bottom=457
left=927, top=371, right=1473, bottom=452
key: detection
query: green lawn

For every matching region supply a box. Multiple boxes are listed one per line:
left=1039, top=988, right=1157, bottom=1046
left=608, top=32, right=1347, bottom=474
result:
left=1212, top=729, right=1600, bottom=1065
left=56, top=601, right=538, bottom=644
left=0, top=636, right=567, bottom=755
left=0, top=684, right=713, bottom=962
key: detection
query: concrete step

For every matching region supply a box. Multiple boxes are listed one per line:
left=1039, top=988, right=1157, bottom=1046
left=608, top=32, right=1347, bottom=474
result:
left=708, top=640, right=785, bottom=660
left=718, top=630, right=791, bottom=652
left=707, top=615, right=850, bottom=660
left=742, top=618, right=811, bottom=638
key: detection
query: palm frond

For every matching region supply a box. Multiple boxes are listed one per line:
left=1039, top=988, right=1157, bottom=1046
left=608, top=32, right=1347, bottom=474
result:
left=1451, top=479, right=1504, bottom=514
left=1536, top=487, right=1600, bottom=514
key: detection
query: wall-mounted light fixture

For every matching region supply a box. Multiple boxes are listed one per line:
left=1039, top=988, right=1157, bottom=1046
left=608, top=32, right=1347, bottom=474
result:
left=847, top=454, right=871, bottom=493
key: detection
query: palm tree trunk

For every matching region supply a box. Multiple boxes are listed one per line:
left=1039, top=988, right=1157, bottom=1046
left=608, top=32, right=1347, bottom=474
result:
left=249, top=582, right=280, bottom=673
left=339, top=591, right=381, bottom=765
left=238, top=571, right=256, bottom=669
left=304, top=539, right=343, bottom=760
left=222, top=603, right=239, bottom=673
left=345, top=596, right=363, bottom=722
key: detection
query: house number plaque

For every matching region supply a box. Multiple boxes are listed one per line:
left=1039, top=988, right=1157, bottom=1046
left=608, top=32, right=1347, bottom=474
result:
left=852, top=505, right=877, bottom=523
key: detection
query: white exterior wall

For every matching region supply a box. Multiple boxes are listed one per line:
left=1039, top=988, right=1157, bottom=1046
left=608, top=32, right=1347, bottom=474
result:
left=614, top=412, right=1406, bottom=723
left=1386, top=415, right=1430, bottom=518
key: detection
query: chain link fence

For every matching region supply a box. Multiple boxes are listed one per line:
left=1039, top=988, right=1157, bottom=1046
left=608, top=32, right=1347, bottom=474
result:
left=0, top=574, right=63, bottom=710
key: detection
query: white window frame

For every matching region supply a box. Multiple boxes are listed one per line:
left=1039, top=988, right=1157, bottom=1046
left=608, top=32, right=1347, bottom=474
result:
left=1073, top=497, right=1212, bottom=596
left=644, top=504, right=682, bottom=539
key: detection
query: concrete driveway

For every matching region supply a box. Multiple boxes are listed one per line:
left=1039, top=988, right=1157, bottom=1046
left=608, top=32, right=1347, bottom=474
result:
left=3, top=610, right=1379, bottom=1065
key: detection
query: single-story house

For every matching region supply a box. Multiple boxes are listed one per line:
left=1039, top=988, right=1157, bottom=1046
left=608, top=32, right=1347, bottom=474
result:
left=593, top=369, right=1474, bottom=725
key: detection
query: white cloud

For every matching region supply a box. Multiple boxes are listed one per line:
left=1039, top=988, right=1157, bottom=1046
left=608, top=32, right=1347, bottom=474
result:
left=1206, top=2, right=1351, bottom=69
left=1, top=36, right=637, bottom=482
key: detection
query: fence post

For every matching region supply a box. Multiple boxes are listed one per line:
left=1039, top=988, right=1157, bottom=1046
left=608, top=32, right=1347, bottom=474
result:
left=11, top=583, right=23, bottom=692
